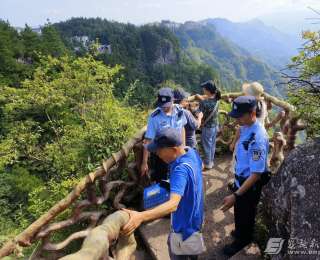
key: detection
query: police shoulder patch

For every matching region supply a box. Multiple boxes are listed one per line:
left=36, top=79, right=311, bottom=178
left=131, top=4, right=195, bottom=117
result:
left=252, top=149, right=262, bottom=161
left=151, top=108, right=161, bottom=117
left=175, top=105, right=184, bottom=118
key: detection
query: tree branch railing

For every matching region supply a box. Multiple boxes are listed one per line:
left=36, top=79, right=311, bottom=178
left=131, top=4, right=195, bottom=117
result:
left=190, top=91, right=305, bottom=172
left=0, top=126, right=146, bottom=259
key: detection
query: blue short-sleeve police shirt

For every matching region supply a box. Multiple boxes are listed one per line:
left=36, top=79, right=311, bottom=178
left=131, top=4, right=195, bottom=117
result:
left=145, top=105, right=187, bottom=140
left=235, top=121, right=269, bottom=187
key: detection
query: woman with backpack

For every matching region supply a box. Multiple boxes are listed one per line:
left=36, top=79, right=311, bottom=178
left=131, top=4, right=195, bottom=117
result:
left=196, top=80, right=221, bottom=170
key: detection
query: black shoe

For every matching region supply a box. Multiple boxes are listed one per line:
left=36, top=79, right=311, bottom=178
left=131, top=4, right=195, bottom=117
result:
left=222, top=240, right=251, bottom=257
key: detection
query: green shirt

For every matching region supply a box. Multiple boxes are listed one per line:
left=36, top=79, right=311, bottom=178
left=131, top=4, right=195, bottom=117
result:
left=199, top=98, right=219, bottom=128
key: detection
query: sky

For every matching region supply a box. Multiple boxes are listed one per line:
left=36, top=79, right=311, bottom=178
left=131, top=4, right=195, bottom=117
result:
left=1, top=0, right=320, bottom=29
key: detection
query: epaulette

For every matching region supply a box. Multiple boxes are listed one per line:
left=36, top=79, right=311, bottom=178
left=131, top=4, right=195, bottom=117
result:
left=175, top=104, right=184, bottom=118
left=242, top=133, right=256, bottom=151
left=151, top=108, right=161, bottom=118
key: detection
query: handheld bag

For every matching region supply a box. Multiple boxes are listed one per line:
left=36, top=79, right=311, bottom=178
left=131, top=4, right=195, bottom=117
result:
left=169, top=231, right=206, bottom=255
left=201, top=100, right=219, bottom=128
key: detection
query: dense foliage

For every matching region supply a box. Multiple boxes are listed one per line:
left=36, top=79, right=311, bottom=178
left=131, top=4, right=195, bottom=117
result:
left=287, top=30, right=320, bottom=138
left=0, top=53, right=144, bottom=249
left=0, top=21, right=68, bottom=86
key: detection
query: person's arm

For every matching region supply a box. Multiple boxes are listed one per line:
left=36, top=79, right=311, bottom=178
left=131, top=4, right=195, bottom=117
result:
left=186, top=110, right=202, bottom=130
left=229, top=126, right=240, bottom=152
left=221, top=140, right=267, bottom=212
left=182, top=127, right=186, bottom=146
left=196, top=112, right=203, bottom=128
left=122, top=164, right=188, bottom=236
left=234, top=173, right=261, bottom=195
left=141, top=138, right=151, bottom=176
left=220, top=173, right=261, bottom=212
left=188, top=94, right=207, bottom=101
left=196, top=94, right=206, bottom=101
left=121, top=193, right=181, bottom=236
left=141, top=115, right=157, bottom=176
left=180, top=109, right=188, bottom=146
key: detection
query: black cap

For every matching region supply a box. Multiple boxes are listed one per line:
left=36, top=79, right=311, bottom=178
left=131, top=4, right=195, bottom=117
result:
left=173, top=88, right=190, bottom=103
left=228, top=96, right=257, bottom=118
left=157, top=87, right=174, bottom=108
left=146, top=128, right=182, bottom=153
left=200, top=80, right=217, bottom=94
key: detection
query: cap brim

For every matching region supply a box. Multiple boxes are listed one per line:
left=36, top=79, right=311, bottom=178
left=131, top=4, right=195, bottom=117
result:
left=159, top=101, right=173, bottom=108
left=144, top=142, right=158, bottom=153
left=228, top=110, right=244, bottom=118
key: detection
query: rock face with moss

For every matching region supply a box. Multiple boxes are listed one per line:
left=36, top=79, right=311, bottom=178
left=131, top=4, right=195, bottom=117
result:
left=262, top=138, right=320, bottom=259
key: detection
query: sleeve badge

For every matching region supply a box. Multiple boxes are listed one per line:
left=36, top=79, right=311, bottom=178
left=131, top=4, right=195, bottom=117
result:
left=252, top=149, right=262, bottom=161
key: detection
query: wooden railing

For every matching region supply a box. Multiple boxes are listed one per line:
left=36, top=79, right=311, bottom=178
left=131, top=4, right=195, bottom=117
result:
left=0, top=92, right=305, bottom=259
left=0, top=127, right=146, bottom=259
left=190, top=92, right=305, bottom=172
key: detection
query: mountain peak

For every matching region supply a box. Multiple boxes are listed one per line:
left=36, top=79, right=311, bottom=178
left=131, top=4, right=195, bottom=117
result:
left=246, top=18, right=265, bottom=26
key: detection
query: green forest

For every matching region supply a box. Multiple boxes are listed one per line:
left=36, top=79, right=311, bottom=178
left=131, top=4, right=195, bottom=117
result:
left=0, top=16, right=319, bottom=257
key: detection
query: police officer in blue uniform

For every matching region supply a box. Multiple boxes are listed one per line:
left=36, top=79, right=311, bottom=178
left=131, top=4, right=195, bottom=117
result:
left=221, top=96, right=269, bottom=257
left=141, top=87, right=187, bottom=182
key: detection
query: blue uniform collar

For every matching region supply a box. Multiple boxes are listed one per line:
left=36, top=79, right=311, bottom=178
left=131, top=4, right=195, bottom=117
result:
left=241, top=120, right=259, bottom=132
left=159, top=104, right=180, bottom=117
left=169, top=147, right=192, bottom=168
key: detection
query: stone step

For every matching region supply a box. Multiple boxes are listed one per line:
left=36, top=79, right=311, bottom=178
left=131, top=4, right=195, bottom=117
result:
left=229, top=243, right=261, bottom=260
left=138, top=218, right=171, bottom=260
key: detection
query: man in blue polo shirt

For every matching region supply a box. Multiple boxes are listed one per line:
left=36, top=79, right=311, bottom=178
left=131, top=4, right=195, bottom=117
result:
left=122, top=128, right=205, bottom=259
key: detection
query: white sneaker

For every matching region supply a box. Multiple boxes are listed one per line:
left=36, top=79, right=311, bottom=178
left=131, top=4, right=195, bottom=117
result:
left=204, top=163, right=213, bottom=170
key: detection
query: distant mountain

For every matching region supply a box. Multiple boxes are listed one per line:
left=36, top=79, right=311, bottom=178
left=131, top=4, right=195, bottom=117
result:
left=161, top=21, right=282, bottom=96
left=202, top=18, right=300, bottom=69
left=54, top=18, right=284, bottom=97
left=53, top=18, right=225, bottom=105
left=259, top=10, right=319, bottom=37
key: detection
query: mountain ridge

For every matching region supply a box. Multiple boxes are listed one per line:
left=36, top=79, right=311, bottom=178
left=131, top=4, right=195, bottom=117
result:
left=159, top=20, right=282, bottom=95
left=200, top=18, right=300, bottom=69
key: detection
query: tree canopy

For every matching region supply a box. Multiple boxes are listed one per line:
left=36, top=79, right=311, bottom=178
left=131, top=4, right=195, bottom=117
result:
left=0, top=54, right=144, bottom=250
left=287, top=30, right=320, bottom=138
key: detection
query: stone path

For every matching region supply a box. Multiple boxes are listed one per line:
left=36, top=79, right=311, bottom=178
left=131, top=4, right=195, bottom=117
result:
left=138, top=154, right=262, bottom=260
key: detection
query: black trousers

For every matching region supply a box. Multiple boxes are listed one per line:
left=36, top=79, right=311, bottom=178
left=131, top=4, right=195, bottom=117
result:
left=149, top=153, right=168, bottom=183
left=234, top=184, right=262, bottom=242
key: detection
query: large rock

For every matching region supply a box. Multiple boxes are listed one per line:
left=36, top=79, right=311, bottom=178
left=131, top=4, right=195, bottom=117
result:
left=262, top=138, right=320, bottom=259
